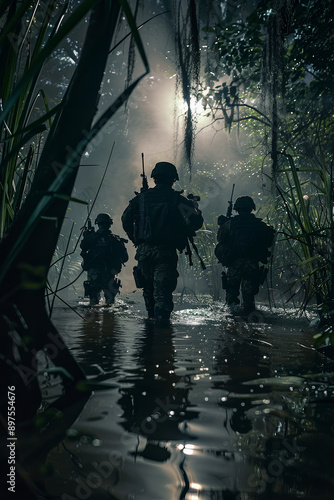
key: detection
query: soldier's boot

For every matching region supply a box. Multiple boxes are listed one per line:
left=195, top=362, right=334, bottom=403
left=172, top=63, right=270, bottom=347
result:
left=147, top=310, right=154, bottom=320
left=143, top=292, right=155, bottom=320
left=104, top=292, right=116, bottom=305
left=227, top=303, right=241, bottom=315
left=104, top=287, right=116, bottom=305
left=226, top=290, right=240, bottom=306
left=104, top=278, right=120, bottom=305
left=84, top=280, right=100, bottom=305
left=242, top=299, right=255, bottom=316
left=227, top=298, right=240, bottom=306
left=89, top=294, right=100, bottom=306
left=226, top=295, right=240, bottom=315
left=154, top=306, right=171, bottom=325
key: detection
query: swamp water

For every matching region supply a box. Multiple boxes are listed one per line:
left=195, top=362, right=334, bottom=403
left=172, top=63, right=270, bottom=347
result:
left=20, top=294, right=334, bottom=499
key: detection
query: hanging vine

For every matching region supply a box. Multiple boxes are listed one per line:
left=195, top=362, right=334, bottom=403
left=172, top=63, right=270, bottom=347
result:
left=173, top=0, right=200, bottom=177
left=259, top=0, right=294, bottom=182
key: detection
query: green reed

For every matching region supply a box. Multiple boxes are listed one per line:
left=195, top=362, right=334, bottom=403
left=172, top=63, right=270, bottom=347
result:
left=274, top=144, right=334, bottom=341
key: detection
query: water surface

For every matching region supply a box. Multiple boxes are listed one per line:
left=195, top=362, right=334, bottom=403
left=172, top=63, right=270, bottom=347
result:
left=35, top=294, right=334, bottom=499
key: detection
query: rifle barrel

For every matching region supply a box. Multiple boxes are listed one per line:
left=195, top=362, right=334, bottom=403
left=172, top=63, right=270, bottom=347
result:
left=231, top=183, right=235, bottom=201
left=226, top=183, right=235, bottom=218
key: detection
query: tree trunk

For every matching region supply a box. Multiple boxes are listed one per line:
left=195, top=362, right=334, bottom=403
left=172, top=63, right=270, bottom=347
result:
left=0, top=0, right=121, bottom=419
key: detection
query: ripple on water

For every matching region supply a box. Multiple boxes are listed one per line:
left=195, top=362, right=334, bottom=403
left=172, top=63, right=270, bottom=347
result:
left=40, top=301, right=334, bottom=499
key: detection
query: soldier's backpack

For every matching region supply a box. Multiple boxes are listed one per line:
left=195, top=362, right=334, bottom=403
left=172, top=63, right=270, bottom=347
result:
left=81, top=232, right=128, bottom=273
left=136, top=191, right=199, bottom=251
left=216, top=216, right=275, bottom=265
left=231, top=216, right=275, bottom=262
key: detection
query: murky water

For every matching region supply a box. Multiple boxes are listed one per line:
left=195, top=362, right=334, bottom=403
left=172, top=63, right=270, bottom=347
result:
left=33, top=294, right=334, bottom=499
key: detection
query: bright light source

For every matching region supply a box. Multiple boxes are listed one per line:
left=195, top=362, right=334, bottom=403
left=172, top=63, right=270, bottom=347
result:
left=183, top=443, right=195, bottom=455
left=190, top=483, right=202, bottom=490
left=179, top=96, right=204, bottom=116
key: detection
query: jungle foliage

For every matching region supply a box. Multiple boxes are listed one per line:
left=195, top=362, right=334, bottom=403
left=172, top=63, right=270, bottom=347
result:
left=191, top=0, right=334, bottom=332
left=0, top=0, right=149, bottom=430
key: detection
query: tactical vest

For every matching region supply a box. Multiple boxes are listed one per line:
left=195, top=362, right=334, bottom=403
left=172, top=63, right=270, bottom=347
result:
left=134, top=189, right=193, bottom=251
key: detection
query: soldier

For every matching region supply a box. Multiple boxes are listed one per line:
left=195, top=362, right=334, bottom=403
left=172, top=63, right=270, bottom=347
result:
left=121, top=161, right=204, bottom=322
left=215, top=196, right=275, bottom=315
left=80, top=213, right=128, bottom=306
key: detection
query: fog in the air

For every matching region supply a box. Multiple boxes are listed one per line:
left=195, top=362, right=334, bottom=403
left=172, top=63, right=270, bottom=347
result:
left=52, top=1, right=267, bottom=300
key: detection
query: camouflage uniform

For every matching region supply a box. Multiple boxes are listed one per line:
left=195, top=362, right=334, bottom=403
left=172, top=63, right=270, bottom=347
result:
left=225, top=258, right=260, bottom=312
left=80, top=215, right=128, bottom=305
left=215, top=198, right=275, bottom=314
left=122, top=169, right=203, bottom=320
left=84, top=266, right=120, bottom=306
left=135, top=244, right=179, bottom=319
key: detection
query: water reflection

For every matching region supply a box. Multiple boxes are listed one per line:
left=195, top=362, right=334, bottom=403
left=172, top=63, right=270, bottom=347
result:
left=74, top=308, right=123, bottom=376
left=118, top=321, right=198, bottom=449
left=38, top=304, right=334, bottom=499
left=213, top=321, right=271, bottom=435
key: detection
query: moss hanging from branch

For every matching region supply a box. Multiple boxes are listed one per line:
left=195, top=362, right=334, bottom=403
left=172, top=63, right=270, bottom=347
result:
left=259, top=0, right=294, bottom=182
left=174, top=0, right=200, bottom=176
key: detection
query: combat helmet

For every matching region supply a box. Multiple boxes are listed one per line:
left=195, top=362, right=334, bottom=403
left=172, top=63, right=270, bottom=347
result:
left=233, top=196, right=256, bottom=213
left=95, top=213, right=113, bottom=226
left=151, top=162, right=179, bottom=182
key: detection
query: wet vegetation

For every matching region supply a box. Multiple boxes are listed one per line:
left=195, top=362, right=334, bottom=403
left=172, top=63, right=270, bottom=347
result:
left=178, top=0, right=334, bottom=343
left=0, top=0, right=148, bottom=430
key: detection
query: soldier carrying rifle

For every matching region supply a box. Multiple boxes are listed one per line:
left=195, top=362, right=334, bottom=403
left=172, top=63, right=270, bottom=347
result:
left=80, top=213, right=128, bottom=306
left=215, top=190, right=275, bottom=315
left=122, top=159, right=204, bottom=323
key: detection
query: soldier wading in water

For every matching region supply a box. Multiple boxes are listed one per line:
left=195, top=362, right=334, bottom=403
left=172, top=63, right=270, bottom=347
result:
left=80, top=213, right=128, bottom=306
left=215, top=196, right=275, bottom=316
left=122, top=161, right=204, bottom=322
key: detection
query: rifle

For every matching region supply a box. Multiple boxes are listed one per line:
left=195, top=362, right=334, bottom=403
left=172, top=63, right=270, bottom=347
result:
left=83, top=206, right=95, bottom=235
left=186, top=235, right=206, bottom=270
left=187, top=193, right=200, bottom=207
left=185, top=193, right=206, bottom=270
left=140, top=152, right=149, bottom=192
left=87, top=217, right=93, bottom=232
left=217, top=184, right=235, bottom=226
left=226, top=183, right=235, bottom=219
left=134, top=153, right=149, bottom=195
left=217, top=184, right=235, bottom=290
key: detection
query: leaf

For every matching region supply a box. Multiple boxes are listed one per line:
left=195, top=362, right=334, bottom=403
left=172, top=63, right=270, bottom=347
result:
left=297, top=255, right=321, bottom=266
left=39, top=89, right=53, bottom=129
left=0, top=103, right=62, bottom=142
left=310, top=181, right=327, bottom=194
left=0, top=0, right=32, bottom=48
left=0, top=0, right=99, bottom=123
left=0, top=0, right=150, bottom=283
left=118, top=0, right=150, bottom=74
